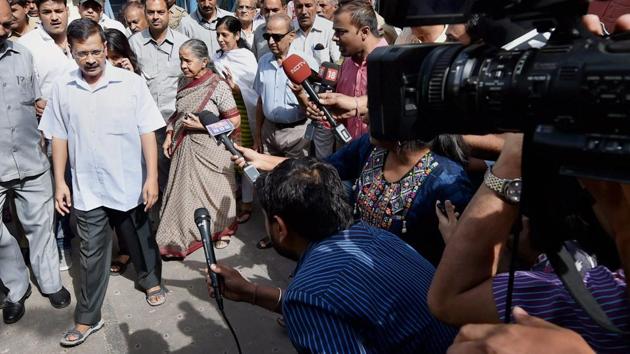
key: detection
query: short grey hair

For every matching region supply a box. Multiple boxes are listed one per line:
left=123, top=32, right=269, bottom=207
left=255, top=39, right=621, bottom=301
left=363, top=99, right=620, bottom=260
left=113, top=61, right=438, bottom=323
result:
left=267, top=13, right=294, bottom=32
left=180, top=39, right=217, bottom=70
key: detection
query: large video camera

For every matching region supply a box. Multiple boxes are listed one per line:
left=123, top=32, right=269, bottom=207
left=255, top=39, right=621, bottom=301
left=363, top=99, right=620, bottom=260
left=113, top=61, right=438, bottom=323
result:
left=368, top=0, right=630, bottom=333
left=368, top=0, right=630, bottom=182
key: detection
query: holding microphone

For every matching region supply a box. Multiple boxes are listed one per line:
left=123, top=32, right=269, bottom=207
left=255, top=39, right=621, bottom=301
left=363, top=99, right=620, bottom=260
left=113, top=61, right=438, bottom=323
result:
left=197, top=111, right=260, bottom=183
left=282, top=54, right=352, bottom=144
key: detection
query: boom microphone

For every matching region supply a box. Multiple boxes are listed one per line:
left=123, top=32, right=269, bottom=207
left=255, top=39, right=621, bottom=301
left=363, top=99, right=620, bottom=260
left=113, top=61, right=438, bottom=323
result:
left=197, top=111, right=260, bottom=183
left=282, top=54, right=352, bottom=144
left=194, top=208, right=223, bottom=310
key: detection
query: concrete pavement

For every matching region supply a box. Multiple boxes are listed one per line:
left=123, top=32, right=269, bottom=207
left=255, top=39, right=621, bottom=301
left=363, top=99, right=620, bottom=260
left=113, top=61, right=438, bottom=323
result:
left=0, top=210, right=296, bottom=354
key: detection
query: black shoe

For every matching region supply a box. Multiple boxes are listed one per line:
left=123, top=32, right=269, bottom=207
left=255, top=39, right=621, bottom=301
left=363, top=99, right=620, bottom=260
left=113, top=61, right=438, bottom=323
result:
left=47, top=287, right=71, bottom=309
left=3, top=285, right=31, bottom=324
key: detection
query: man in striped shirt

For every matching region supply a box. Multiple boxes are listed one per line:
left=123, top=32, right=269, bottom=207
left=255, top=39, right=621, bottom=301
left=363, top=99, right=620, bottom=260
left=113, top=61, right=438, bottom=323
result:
left=209, top=158, right=456, bottom=353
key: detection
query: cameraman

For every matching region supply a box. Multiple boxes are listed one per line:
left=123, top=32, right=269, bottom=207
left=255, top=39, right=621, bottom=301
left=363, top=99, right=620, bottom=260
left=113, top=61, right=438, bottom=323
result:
left=427, top=134, right=630, bottom=353
left=206, top=158, right=456, bottom=353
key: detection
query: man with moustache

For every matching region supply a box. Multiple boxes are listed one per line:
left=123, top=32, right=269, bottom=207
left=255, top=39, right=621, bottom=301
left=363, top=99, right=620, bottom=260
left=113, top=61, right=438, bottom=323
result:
left=252, top=0, right=285, bottom=60
left=122, top=1, right=147, bottom=35
left=0, top=0, right=70, bottom=324
left=39, top=18, right=166, bottom=346
left=177, top=0, right=231, bottom=55
left=129, top=0, right=187, bottom=192
left=78, top=0, right=125, bottom=32
left=8, top=0, right=36, bottom=41
left=19, top=0, right=77, bottom=271
left=291, top=0, right=338, bottom=65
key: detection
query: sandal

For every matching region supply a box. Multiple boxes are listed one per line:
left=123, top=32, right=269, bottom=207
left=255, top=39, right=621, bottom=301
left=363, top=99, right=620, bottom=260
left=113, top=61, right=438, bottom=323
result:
left=60, top=319, right=105, bottom=347
left=110, top=255, right=130, bottom=276
left=145, top=287, right=166, bottom=307
left=256, top=236, right=272, bottom=249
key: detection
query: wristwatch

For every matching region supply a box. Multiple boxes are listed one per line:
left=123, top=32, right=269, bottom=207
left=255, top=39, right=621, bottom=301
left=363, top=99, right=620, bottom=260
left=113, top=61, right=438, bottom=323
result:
left=483, top=168, right=522, bottom=204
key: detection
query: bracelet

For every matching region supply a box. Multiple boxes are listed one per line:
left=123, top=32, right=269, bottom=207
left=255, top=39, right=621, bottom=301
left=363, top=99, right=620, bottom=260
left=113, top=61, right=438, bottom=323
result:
left=252, top=284, right=258, bottom=305
left=275, top=287, right=283, bottom=308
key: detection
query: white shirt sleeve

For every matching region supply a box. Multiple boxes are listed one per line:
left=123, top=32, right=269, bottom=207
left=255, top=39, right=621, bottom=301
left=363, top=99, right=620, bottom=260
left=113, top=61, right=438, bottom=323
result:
left=253, top=64, right=263, bottom=96
left=38, top=81, right=67, bottom=140
left=135, top=78, right=167, bottom=134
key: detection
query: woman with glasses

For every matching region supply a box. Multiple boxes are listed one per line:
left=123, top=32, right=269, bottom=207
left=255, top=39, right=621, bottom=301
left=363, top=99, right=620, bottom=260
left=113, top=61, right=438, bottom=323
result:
left=157, top=39, right=241, bottom=255
left=213, top=15, right=258, bottom=224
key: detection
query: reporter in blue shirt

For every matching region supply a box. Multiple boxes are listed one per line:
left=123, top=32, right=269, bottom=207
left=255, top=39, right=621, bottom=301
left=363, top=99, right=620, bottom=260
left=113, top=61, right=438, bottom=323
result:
left=208, top=158, right=456, bottom=353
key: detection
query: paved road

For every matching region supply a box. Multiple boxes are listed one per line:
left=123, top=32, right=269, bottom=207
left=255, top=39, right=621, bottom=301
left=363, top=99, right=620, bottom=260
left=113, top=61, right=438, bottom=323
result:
left=0, top=210, right=296, bottom=354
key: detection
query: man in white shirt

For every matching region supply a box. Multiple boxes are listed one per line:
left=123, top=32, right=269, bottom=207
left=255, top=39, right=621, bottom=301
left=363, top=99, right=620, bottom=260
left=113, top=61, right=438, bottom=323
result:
left=291, top=0, right=338, bottom=65
left=177, top=0, right=231, bottom=55
left=18, top=0, right=74, bottom=106
left=78, top=0, right=125, bottom=33
left=39, top=19, right=166, bottom=347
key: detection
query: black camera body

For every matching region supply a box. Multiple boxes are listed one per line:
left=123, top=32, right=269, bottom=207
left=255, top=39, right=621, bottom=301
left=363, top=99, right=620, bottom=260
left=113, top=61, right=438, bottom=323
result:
left=369, top=0, right=630, bottom=182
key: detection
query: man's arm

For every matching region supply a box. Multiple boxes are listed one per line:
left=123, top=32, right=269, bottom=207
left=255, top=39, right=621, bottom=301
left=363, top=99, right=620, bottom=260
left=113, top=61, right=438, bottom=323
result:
left=427, top=134, right=523, bottom=325
left=208, top=263, right=284, bottom=314
left=140, top=132, right=159, bottom=212
left=253, top=97, right=265, bottom=153
left=52, top=138, right=72, bottom=215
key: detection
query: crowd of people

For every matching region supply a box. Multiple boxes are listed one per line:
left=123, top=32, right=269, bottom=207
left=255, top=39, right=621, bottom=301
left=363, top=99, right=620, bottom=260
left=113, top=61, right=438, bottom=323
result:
left=1, top=0, right=629, bottom=352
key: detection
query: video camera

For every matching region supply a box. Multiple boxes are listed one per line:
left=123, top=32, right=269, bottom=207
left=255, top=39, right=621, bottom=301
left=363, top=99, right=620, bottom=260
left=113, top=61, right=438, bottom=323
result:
left=369, top=0, right=630, bottom=334
left=369, top=0, right=630, bottom=182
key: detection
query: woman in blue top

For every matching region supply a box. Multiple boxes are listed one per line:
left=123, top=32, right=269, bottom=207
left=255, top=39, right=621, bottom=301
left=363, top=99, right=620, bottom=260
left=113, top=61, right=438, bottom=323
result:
left=236, top=133, right=473, bottom=265
left=326, top=134, right=473, bottom=265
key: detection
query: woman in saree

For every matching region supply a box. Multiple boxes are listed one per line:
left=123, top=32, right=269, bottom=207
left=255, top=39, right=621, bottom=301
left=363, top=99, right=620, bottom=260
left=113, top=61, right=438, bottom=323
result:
left=158, top=39, right=241, bottom=257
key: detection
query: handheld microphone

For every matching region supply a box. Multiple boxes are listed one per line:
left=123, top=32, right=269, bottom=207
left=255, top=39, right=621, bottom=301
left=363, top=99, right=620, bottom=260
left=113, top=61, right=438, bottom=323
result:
left=195, top=208, right=223, bottom=310
left=197, top=111, right=260, bottom=183
left=318, top=61, right=340, bottom=91
left=282, top=54, right=352, bottom=144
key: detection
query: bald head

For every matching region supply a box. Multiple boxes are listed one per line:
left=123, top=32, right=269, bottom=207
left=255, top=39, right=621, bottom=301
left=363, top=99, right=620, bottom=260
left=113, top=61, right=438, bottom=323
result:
left=267, top=13, right=292, bottom=32
left=0, top=0, right=12, bottom=46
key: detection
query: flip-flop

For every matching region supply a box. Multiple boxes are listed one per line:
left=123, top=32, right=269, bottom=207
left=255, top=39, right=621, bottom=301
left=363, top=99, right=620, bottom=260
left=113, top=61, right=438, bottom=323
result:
left=60, top=319, right=105, bottom=347
left=146, top=287, right=166, bottom=307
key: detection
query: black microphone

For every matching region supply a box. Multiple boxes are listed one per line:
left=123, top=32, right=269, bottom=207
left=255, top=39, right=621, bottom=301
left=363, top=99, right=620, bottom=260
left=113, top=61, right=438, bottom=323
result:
left=195, top=207, right=224, bottom=310
left=196, top=111, right=260, bottom=183
left=318, top=61, right=340, bottom=92
left=282, top=55, right=352, bottom=144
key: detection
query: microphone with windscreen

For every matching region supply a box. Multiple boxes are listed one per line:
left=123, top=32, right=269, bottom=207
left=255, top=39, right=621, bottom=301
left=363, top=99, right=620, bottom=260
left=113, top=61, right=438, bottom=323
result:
left=196, top=111, right=260, bottom=183
left=282, top=54, right=352, bottom=144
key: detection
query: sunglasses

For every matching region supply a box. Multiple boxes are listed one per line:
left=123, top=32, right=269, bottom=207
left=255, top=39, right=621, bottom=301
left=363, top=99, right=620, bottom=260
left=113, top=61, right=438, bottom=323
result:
left=262, top=31, right=292, bottom=42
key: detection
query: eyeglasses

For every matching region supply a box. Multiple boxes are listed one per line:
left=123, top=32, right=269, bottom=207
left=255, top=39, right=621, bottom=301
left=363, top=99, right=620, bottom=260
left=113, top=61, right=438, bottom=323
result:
left=74, top=49, right=105, bottom=59
left=263, top=31, right=292, bottom=42
left=237, top=5, right=254, bottom=10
